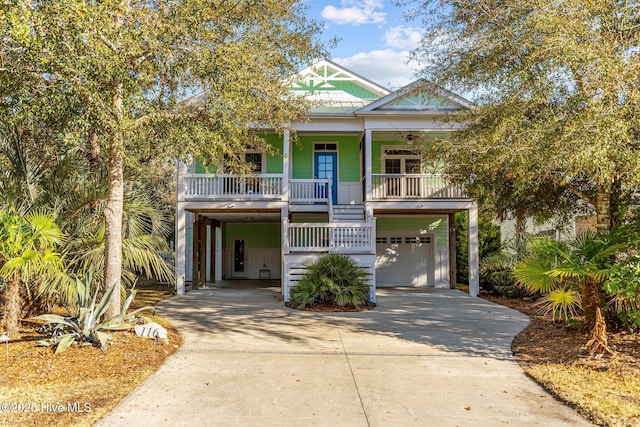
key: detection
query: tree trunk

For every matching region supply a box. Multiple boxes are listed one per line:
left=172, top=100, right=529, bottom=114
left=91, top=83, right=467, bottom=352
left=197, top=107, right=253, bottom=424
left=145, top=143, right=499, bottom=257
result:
left=103, top=88, right=124, bottom=318
left=514, top=215, right=527, bottom=258
left=583, top=279, right=602, bottom=331
left=1, top=277, right=22, bottom=334
left=88, top=127, right=101, bottom=174
left=594, top=184, right=611, bottom=231
left=609, top=178, right=623, bottom=229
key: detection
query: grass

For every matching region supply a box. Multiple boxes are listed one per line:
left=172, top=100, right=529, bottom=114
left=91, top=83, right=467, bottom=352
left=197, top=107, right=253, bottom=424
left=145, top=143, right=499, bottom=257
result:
left=0, top=279, right=180, bottom=427
left=527, top=364, right=640, bottom=426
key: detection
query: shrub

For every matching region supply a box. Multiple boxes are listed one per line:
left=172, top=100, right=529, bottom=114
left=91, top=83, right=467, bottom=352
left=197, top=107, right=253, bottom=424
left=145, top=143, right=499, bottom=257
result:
left=480, top=251, right=529, bottom=296
left=289, top=254, right=371, bottom=309
left=603, top=259, right=640, bottom=330
left=35, top=272, right=155, bottom=353
left=456, top=211, right=502, bottom=284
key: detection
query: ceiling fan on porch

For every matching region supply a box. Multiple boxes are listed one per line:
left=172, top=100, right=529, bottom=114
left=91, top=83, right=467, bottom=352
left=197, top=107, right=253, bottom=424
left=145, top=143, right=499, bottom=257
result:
left=404, top=132, right=425, bottom=144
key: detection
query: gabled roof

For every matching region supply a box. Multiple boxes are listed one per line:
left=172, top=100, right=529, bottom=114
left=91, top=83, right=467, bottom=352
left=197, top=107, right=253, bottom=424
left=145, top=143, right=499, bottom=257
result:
left=356, top=78, right=474, bottom=114
left=289, top=59, right=391, bottom=113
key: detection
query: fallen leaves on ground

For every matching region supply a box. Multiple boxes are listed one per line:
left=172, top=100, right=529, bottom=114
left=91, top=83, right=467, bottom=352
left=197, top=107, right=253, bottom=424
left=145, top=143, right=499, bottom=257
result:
left=483, top=292, right=640, bottom=427
left=0, top=281, right=181, bottom=427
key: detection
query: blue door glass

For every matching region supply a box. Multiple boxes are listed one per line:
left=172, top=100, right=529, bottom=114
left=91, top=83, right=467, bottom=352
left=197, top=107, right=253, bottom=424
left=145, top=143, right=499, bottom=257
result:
left=314, top=152, right=337, bottom=203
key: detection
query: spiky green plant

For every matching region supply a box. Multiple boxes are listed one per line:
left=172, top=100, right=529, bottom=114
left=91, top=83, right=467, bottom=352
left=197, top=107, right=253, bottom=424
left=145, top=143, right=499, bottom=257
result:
left=513, top=230, right=629, bottom=328
left=35, top=271, right=155, bottom=353
left=289, top=254, right=371, bottom=309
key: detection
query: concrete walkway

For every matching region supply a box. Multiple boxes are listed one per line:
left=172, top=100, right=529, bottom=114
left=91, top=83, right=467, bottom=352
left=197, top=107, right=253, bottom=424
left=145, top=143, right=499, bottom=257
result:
left=96, top=286, right=591, bottom=426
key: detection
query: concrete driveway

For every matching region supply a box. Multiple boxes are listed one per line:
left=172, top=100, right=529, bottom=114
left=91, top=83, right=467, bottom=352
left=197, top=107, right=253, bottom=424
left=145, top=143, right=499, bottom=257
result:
left=96, top=286, right=591, bottom=426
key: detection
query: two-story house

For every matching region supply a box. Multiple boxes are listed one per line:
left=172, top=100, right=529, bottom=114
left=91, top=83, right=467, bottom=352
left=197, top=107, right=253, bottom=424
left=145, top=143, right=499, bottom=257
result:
left=175, top=60, right=479, bottom=302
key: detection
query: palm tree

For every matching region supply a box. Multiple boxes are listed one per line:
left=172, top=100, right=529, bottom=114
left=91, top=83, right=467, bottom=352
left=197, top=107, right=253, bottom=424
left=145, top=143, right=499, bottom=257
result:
left=0, top=123, right=174, bottom=309
left=0, top=210, right=65, bottom=334
left=513, top=230, right=628, bottom=329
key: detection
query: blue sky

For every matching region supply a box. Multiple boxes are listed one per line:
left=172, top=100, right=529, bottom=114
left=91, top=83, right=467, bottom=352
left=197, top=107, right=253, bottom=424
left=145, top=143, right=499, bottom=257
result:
left=305, top=0, right=424, bottom=90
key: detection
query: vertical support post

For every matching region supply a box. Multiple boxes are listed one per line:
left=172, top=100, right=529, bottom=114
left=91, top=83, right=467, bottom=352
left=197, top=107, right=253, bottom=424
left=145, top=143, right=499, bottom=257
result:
left=448, top=212, right=457, bottom=289
left=468, top=203, right=479, bottom=297
left=175, top=202, right=186, bottom=295
left=210, top=220, right=218, bottom=283
left=281, top=206, right=289, bottom=300
left=282, top=129, right=290, bottom=202
left=364, top=129, right=372, bottom=203
left=199, top=217, right=208, bottom=288
left=192, top=214, right=200, bottom=290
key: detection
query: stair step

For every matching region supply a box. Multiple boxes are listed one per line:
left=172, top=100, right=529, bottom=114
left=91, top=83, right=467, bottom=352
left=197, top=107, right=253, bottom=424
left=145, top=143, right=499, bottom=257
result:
left=331, top=204, right=366, bottom=222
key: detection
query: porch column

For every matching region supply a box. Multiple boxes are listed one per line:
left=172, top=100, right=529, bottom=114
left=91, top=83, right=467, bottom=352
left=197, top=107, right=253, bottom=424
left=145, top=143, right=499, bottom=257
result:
left=468, top=203, right=479, bottom=297
left=209, top=220, right=219, bottom=283
left=282, top=129, right=290, bottom=202
left=192, top=214, right=200, bottom=290
left=175, top=202, right=186, bottom=295
left=364, top=129, right=372, bottom=203
left=448, top=212, right=457, bottom=290
left=199, top=217, right=208, bottom=288
left=281, top=206, right=289, bottom=300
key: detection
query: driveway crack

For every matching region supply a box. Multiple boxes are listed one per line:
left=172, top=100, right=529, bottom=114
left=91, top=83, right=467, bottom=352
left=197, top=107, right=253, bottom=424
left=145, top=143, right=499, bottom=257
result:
left=333, top=315, right=371, bottom=427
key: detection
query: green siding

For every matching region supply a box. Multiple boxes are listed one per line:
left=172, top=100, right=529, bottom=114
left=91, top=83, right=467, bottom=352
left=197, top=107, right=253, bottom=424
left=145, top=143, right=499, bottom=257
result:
left=291, top=137, right=314, bottom=179
left=377, top=216, right=447, bottom=249
left=338, top=136, right=360, bottom=182
left=223, top=223, right=281, bottom=249
left=263, top=133, right=283, bottom=174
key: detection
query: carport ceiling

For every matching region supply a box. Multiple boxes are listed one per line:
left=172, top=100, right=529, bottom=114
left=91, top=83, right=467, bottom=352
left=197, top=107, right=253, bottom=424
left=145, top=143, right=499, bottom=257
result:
left=196, top=212, right=281, bottom=222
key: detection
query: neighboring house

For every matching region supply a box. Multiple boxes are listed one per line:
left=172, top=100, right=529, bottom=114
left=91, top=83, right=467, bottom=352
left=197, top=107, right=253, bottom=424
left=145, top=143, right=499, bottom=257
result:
left=175, top=60, right=480, bottom=301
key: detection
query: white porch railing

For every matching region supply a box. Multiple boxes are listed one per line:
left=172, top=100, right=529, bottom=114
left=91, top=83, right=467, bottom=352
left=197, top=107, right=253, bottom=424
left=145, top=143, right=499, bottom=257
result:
left=283, top=219, right=375, bottom=254
left=371, top=174, right=466, bottom=199
left=182, top=174, right=283, bottom=200
left=289, top=179, right=331, bottom=204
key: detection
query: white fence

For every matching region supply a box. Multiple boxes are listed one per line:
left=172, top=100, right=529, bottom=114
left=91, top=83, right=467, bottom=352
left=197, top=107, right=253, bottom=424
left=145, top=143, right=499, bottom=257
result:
left=371, top=174, right=466, bottom=199
left=289, top=179, right=331, bottom=204
left=283, top=220, right=375, bottom=254
left=182, top=174, right=283, bottom=199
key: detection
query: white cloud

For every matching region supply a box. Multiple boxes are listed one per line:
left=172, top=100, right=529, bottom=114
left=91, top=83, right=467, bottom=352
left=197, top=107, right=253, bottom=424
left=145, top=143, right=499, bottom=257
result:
left=321, top=0, right=386, bottom=26
left=333, top=50, right=421, bottom=89
left=383, top=26, right=423, bottom=50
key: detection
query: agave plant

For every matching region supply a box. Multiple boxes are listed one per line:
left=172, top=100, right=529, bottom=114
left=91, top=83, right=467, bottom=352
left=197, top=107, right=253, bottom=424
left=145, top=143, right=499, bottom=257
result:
left=35, top=272, right=155, bottom=353
left=289, top=253, right=371, bottom=309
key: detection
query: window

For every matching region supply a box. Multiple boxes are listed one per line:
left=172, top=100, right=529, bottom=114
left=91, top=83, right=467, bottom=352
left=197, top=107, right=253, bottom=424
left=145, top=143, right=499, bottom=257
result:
left=245, top=152, right=263, bottom=173
left=314, top=143, right=337, bottom=151
left=376, top=237, right=388, bottom=244
left=383, top=147, right=423, bottom=174
left=390, top=237, right=402, bottom=244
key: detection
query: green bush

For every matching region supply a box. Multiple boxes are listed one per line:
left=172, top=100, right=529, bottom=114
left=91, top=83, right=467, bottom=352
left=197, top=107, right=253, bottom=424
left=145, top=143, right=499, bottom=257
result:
left=456, top=211, right=502, bottom=284
left=603, top=259, right=640, bottom=330
left=289, top=254, right=371, bottom=309
left=480, top=251, right=528, bottom=296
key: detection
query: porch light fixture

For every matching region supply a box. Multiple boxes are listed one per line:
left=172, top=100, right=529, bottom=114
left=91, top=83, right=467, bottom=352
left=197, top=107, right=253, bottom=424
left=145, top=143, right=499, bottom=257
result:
left=406, top=133, right=415, bottom=144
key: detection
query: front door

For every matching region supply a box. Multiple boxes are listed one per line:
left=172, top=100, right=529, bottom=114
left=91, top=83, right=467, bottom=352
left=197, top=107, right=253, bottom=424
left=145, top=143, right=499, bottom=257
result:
left=314, top=152, right=337, bottom=204
left=231, top=237, right=247, bottom=278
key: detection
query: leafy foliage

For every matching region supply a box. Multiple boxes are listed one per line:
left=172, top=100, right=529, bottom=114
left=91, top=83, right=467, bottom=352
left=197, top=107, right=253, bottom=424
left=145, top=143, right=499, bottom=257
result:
left=513, top=229, right=632, bottom=327
left=0, top=0, right=325, bottom=316
left=289, top=254, right=371, bottom=309
left=455, top=211, right=501, bottom=284
left=407, top=0, right=640, bottom=230
left=35, top=272, right=155, bottom=354
left=0, top=209, right=66, bottom=333
left=603, top=259, right=640, bottom=329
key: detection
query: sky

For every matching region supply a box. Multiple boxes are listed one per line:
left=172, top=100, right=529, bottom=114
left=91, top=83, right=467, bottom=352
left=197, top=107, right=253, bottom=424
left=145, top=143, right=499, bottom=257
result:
left=305, top=0, right=424, bottom=90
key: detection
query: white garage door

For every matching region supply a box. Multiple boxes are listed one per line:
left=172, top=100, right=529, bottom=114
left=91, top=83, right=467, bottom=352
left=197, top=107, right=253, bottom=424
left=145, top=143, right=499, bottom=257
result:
left=375, top=232, right=434, bottom=287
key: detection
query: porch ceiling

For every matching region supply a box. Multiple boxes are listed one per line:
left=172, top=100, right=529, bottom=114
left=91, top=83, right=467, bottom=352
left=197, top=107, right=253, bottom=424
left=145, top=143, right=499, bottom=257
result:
left=192, top=210, right=281, bottom=223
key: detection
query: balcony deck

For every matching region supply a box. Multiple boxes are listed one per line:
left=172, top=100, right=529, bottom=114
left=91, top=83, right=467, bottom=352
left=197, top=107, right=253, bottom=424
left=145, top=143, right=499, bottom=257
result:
left=179, top=173, right=467, bottom=202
